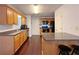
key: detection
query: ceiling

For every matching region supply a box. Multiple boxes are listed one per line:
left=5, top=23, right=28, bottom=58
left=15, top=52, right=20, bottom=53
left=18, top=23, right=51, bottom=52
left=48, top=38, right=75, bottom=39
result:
left=10, top=4, right=62, bottom=17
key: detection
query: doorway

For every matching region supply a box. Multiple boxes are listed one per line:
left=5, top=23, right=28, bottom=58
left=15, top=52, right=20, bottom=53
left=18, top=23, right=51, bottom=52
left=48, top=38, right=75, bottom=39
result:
left=40, top=17, right=55, bottom=35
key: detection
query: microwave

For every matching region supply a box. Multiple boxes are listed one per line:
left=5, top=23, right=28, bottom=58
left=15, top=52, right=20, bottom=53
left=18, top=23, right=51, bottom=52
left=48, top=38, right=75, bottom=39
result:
left=20, top=25, right=27, bottom=29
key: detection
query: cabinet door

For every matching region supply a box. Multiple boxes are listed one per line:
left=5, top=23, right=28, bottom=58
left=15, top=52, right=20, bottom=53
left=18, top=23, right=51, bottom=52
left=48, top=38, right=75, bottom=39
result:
left=20, top=32, right=24, bottom=45
left=0, top=6, right=7, bottom=24
left=13, top=12, right=18, bottom=24
left=7, top=8, right=14, bottom=25
left=24, top=31, right=27, bottom=41
left=14, top=34, right=20, bottom=52
left=23, top=32, right=26, bottom=42
left=21, top=17, right=26, bottom=25
left=20, top=31, right=27, bottom=45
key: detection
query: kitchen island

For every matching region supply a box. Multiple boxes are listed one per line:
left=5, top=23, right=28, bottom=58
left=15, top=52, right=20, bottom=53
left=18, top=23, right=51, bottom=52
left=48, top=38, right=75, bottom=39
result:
left=42, top=33, right=79, bottom=40
left=42, top=33, right=79, bottom=55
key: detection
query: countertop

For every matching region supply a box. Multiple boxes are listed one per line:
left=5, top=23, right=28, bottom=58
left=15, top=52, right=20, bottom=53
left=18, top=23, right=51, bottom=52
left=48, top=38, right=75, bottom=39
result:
left=42, top=33, right=79, bottom=40
left=0, top=29, right=27, bottom=36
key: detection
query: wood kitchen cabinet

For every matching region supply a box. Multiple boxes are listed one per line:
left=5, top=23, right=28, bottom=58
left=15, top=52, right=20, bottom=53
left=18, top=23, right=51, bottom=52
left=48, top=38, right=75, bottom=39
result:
left=14, top=34, right=20, bottom=52
left=7, top=8, right=14, bottom=25
left=0, top=6, right=7, bottom=24
left=0, top=30, right=28, bottom=55
left=0, top=5, right=18, bottom=25
left=14, top=30, right=27, bottom=52
left=20, top=31, right=27, bottom=46
left=13, top=11, right=18, bottom=24
left=20, top=32, right=24, bottom=46
left=21, top=16, right=26, bottom=25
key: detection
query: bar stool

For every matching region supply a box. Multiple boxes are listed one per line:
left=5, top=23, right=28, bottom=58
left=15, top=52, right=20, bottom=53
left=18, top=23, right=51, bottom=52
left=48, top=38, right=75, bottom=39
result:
left=71, top=45, right=79, bottom=55
left=58, top=45, right=72, bottom=55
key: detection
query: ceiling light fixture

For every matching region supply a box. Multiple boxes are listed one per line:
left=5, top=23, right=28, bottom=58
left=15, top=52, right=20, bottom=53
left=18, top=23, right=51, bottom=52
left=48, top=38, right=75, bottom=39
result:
left=33, top=4, right=38, bottom=6
left=32, top=4, right=39, bottom=14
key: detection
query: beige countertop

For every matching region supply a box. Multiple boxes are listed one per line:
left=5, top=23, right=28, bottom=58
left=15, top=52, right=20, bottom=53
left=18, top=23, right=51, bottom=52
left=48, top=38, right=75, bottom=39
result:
left=42, top=33, right=79, bottom=40
left=0, top=29, right=27, bottom=36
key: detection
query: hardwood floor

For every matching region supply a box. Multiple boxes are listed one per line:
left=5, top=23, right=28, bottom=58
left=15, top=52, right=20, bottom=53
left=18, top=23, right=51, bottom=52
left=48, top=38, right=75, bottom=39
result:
left=15, top=36, right=42, bottom=55
left=15, top=35, right=59, bottom=55
left=15, top=35, right=79, bottom=55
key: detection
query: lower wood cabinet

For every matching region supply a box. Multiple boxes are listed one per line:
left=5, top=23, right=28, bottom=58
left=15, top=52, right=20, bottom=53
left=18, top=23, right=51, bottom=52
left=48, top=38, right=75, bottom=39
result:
left=14, top=30, right=27, bottom=52
left=14, top=34, right=20, bottom=52
left=0, top=30, right=27, bottom=55
left=20, top=32, right=24, bottom=46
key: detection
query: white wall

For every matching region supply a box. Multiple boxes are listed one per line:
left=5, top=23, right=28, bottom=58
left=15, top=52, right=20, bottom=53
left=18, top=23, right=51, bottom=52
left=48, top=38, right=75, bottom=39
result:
left=55, top=5, right=79, bottom=36
left=31, top=16, right=40, bottom=35
left=26, top=15, right=32, bottom=37
left=17, top=15, right=22, bottom=29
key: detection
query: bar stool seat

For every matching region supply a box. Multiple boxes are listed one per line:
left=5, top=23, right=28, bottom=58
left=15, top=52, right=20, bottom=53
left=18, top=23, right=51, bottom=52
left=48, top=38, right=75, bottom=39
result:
left=58, top=45, right=71, bottom=55
left=71, top=45, right=79, bottom=55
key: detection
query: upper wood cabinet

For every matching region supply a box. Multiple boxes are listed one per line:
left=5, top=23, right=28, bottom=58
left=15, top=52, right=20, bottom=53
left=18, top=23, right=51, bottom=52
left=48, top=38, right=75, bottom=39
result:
left=0, top=6, right=7, bottom=24
left=21, top=16, right=26, bottom=25
left=13, top=11, right=18, bottom=24
left=0, top=5, right=18, bottom=25
left=7, top=8, right=14, bottom=25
